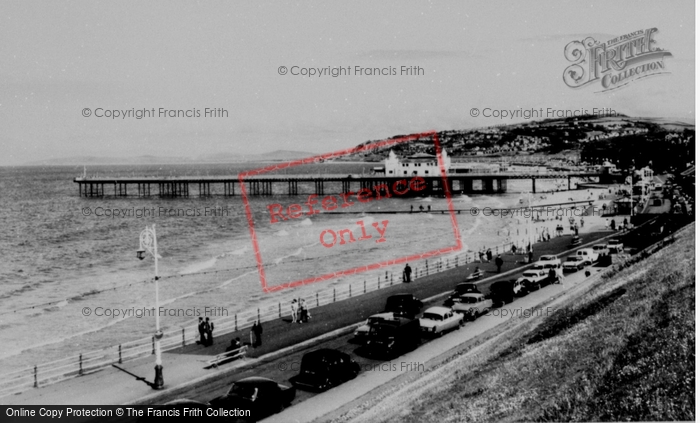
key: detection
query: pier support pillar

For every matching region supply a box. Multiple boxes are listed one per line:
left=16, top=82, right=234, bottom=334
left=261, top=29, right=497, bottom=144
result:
left=288, top=180, right=298, bottom=195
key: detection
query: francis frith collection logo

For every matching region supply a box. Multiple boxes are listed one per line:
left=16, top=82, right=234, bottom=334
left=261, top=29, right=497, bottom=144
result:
left=563, top=28, right=672, bottom=92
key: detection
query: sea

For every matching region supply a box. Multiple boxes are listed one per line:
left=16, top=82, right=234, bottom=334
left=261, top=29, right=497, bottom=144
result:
left=0, top=162, right=579, bottom=373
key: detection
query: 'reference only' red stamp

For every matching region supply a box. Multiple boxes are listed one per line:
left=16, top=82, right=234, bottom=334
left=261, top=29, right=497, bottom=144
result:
left=240, top=131, right=462, bottom=293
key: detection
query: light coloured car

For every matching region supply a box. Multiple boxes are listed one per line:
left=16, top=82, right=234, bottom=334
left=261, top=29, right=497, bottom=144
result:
left=563, top=255, right=586, bottom=271
left=452, top=293, right=493, bottom=320
left=576, top=248, right=599, bottom=265
left=419, top=306, right=463, bottom=336
left=606, top=238, right=624, bottom=253
left=353, top=312, right=395, bottom=340
left=516, top=269, right=549, bottom=291
left=532, top=261, right=563, bottom=282
left=538, top=254, right=561, bottom=265
left=592, top=244, right=609, bottom=257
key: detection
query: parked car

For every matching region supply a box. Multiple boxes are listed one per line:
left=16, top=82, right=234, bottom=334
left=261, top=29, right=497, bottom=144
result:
left=532, top=261, right=563, bottom=283
left=563, top=255, right=586, bottom=272
left=289, top=349, right=360, bottom=392
left=538, top=254, right=561, bottom=264
left=607, top=238, right=624, bottom=253
left=592, top=244, right=609, bottom=257
left=443, top=282, right=480, bottom=306
left=452, top=293, right=493, bottom=320
left=364, top=316, right=421, bottom=357
left=384, top=293, right=423, bottom=317
left=516, top=269, right=549, bottom=291
left=570, top=235, right=582, bottom=246
left=353, top=312, right=395, bottom=341
left=209, top=377, right=295, bottom=420
left=419, top=306, right=463, bottom=336
left=576, top=248, right=599, bottom=265
left=489, top=279, right=524, bottom=306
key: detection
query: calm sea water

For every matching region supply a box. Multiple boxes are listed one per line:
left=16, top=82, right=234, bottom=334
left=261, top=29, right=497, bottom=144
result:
left=0, top=163, right=572, bottom=372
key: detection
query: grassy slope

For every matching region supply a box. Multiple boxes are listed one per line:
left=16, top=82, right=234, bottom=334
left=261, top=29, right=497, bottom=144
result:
left=368, top=224, right=695, bottom=422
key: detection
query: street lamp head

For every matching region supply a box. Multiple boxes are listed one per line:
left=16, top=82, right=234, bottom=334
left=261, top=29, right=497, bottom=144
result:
left=137, top=249, right=146, bottom=260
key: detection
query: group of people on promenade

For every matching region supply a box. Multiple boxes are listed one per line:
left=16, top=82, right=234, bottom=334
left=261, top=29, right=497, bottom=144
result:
left=290, top=298, right=311, bottom=323
left=197, top=317, right=215, bottom=347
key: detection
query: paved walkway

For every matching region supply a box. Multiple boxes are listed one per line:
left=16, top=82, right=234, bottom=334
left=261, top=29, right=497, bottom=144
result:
left=3, top=229, right=614, bottom=406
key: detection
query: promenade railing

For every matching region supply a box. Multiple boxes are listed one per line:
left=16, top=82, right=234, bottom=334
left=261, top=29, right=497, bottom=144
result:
left=0, top=237, right=535, bottom=398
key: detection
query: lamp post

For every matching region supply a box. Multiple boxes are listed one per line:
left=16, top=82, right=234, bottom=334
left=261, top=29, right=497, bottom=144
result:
left=137, top=224, right=164, bottom=390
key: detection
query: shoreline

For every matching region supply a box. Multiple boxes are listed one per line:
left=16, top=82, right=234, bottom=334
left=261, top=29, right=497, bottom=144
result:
left=0, top=183, right=614, bottom=373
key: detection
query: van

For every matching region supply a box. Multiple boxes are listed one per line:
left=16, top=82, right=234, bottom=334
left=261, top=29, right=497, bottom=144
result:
left=576, top=248, right=599, bottom=265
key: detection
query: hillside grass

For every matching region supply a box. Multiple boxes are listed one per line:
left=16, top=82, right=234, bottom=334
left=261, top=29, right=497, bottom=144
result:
left=374, top=224, right=695, bottom=422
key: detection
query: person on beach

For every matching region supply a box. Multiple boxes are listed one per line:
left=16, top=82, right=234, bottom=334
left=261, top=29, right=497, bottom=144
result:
left=403, top=264, right=412, bottom=283
left=197, top=317, right=206, bottom=345
left=419, top=205, right=424, bottom=212
left=205, top=317, right=214, bottom=346
left=291, top=299, right=298, bottom=323
left=495, top=255, right=504, bottom=273
left=427, top=205, right=431, bottom=212
left=252, top=320, right=263, bottom=347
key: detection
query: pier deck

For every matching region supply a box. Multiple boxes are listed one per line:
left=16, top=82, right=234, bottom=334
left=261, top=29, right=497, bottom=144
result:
left=74, top=172, right=606, bottom=198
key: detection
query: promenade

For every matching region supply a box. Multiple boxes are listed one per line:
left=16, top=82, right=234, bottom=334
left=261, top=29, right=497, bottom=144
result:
left=3, top=229, right=613, bottom=407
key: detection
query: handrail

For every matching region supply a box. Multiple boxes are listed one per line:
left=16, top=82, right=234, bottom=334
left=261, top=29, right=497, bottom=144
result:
left=0, top=236, right=537, bottom=397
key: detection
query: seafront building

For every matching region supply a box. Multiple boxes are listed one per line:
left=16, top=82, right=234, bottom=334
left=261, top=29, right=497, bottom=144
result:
left=382, top=150, right=500, bottom=176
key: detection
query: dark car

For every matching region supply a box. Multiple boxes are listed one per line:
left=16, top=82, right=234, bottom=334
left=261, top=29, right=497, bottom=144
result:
left=362, top=316, right=421, bottom=358
left=209, top=377, right=295, bottom=421
left=384, top=293, right=423, bottom=317
left=489, top=279, right=521, bottom=306
left=289, top=349, right=360, bottom=392
left=443, top=283, right=480, bottom=306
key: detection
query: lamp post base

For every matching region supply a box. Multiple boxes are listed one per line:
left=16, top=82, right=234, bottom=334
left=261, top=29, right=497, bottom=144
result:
left=153, top=365, right=164, bottom=390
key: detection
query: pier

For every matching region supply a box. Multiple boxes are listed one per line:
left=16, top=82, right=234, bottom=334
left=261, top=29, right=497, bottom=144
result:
left=74, top=172, right=608, bottom=198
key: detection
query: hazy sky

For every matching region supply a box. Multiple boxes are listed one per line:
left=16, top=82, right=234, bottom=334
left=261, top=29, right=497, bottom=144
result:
left=0, top=0, right=694, bottom=166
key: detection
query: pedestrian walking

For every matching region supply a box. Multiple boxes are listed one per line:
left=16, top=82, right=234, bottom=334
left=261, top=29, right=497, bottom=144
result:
left=410, top=205, right=413, bottom=213
left=511, top=244, right=517, bottom=255
left=528, top=250, right=534, bottom=264
left=427, top=205, right=431, bottom=212
left=419, top=205, right=424, bottom=212
left=252, top=320, right=263, bottom=347
left=299, top=298, right=311, bottom=322
left=495, top=255, right=504, bottom=273
left=291, top=299, right=298, bottom=323
left=197, top=317, right=206, bottom=345
left=205, top=317, right=214, bottom=346
left=478, top=250, right=484, bottom=263
left=403, top=263, right=412, bottom=283
left=486, top=249, right=493, bottom=262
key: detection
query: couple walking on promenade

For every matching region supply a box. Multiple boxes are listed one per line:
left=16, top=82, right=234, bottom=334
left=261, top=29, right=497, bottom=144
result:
left=291, top=298, right=311, bottom=323
left=197, top=317, right=215, bottom=346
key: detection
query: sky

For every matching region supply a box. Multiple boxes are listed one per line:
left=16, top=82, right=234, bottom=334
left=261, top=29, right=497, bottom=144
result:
left=0, top=0, right=694, bottom=166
